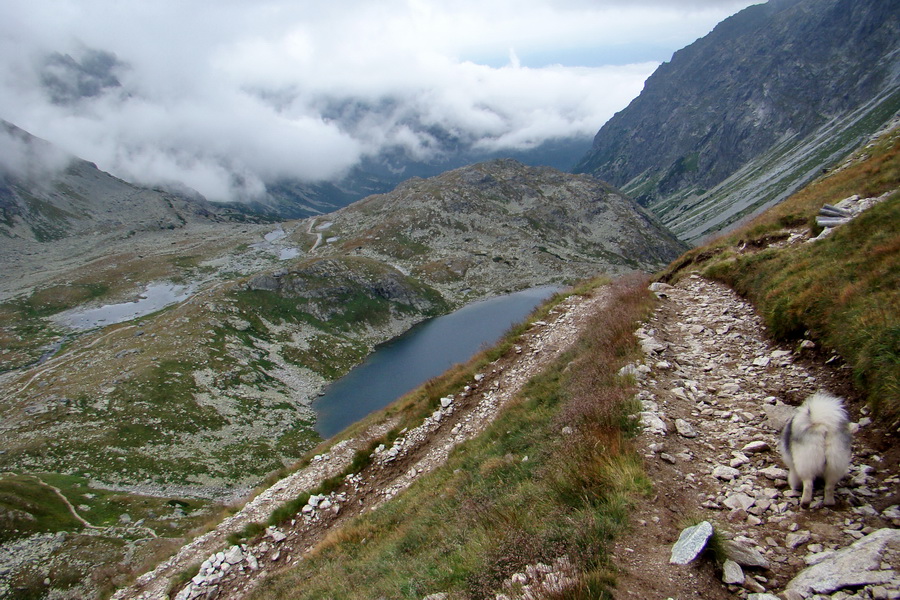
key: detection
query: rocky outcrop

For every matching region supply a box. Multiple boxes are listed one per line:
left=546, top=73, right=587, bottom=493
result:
left=574, top=0, right=900, bottom=242
left=246, top=256, right=447, bottom=323
left=329, top=159, right=686, bottom=288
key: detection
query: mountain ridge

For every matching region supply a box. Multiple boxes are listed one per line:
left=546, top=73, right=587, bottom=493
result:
left=574, top=0, right=900, bottom=242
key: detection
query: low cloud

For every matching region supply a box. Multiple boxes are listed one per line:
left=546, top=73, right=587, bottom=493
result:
left=0, top=0, right=756, bottom=202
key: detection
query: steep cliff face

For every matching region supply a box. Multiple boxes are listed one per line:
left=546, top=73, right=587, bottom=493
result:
left=574, top=0, right=900, bottom=242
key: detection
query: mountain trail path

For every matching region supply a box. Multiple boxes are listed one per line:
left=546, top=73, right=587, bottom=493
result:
left=612, top=274, right=899, bottom=600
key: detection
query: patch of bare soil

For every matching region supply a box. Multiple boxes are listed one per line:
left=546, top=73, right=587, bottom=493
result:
left=611, top=275, right=899, bottom=600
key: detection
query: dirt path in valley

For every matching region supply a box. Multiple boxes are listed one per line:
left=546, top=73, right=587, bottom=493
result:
left=116, top=285, right=615, bottom=600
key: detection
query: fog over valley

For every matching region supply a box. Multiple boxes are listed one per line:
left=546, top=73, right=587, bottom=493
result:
left=0, top=0, right=756, bottom=202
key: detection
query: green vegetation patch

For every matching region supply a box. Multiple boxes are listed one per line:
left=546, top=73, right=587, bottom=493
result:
left=0, top=474, right=84, bottom=542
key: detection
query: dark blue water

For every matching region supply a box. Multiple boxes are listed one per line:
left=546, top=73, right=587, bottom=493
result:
left=312, top=286, right=559, bottom=438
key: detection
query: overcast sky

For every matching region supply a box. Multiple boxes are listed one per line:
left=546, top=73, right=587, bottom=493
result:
left=0, top=0, right=759, bottom=201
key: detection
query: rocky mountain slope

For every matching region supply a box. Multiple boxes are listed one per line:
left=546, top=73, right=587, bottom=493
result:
left=0, top=153, right=682, bottom=597
left=313, top=159, right=685, bottom=293
left=0, top=120, right=238, bottom=243
left=574, top=0, right=900, bottom=242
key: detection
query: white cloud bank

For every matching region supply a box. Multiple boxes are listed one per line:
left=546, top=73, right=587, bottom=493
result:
left=0, top=0, right=758, bottom=201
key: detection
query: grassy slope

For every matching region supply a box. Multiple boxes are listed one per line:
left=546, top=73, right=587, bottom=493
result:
left=246, top=276, right=654, bottom=600
left=660, top=126, right=900, bottom=427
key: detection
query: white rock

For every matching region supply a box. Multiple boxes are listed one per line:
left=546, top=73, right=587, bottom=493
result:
left=753, top=357, right=771, bottom=367
left=269, top=529, right=287, bottom=543
left=730, top=453, right=751, bottom=468
left=670, top=521, right=713, bottom=564
left=223, top=545, right=244, bottom=565
left=440, top=397, right=453, bottom=408
left=742, top=440, right=770, bottom=454
left=724, top=493, right=756, bottom=511
left=760, top=466, right=789, bottom=480
left=713, top=465, right=741, bottom=481
left=244, top=553, right=258, bottom=570
left=675, top=418, right=698, bottom=438
left=723, top=559, right=745, bottom=584
left=786, top=531, right=811, bottom=549
left=787, top=529, right=900, bottom=595
left=640, top=412, right=668, bottom=434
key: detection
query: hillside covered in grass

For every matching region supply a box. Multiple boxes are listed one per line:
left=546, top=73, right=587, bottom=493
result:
left=659, top=124, right=899, bottom=427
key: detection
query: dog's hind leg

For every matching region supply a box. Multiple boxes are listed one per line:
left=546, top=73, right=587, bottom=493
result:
left=823, top=478, right=837, bottom=506
left=788, top=468, right=801, bottom=492
left=800, top=479, right=814, bottom=507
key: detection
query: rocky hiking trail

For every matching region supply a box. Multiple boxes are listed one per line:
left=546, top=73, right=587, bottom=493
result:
left=116, top=286, right=616, bottom=600
left=615, top=275, right=899, bottom=600
left=115, top=274, right=899, bottom=600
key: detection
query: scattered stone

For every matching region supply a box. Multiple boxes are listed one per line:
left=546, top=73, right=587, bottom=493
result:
left=440, top=397, right=453, bottom=408
left=786, top=529, right=900, bottom=596
left=722, top=559, right=745, bottom=585
left=675, top=418, right=698, bottom=438
left=669, top=521, right=713, bottom=565
left=763, top=403, right=795, bottom=431
left=730, top=452, right=751, bottom=468
left=742, top=440, right=770, bottom=454
left=223, top=545, right=243, bottom=565
left=785, top=531, right=811, bottom=549
left=724, top=493, right=755, bottom=512
left=722, top=539, right=771, bottom=569
left=268, top=528, right=287, bottom=543
left=640, top=412, right=668, bottom=435
left=713, top=465, right=741, bottom=481
left=760, top=466, right=789, bottom=481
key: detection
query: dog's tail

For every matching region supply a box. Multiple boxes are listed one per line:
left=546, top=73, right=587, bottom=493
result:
left=804, top=391, right=849, bottom=431
left=805, top=391, right=852, bottom=482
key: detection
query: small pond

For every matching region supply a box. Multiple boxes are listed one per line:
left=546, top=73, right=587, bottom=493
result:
left=52, top=283, right=193, bottom=331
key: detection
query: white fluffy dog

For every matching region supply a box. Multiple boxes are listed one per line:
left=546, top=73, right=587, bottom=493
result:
left=779, top=392, right=852, bottom=507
